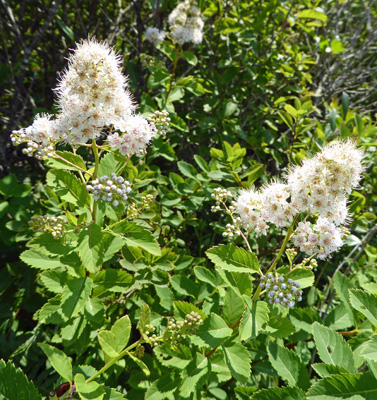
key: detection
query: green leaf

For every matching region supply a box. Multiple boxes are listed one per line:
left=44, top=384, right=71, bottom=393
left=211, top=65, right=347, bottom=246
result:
left=154, top=344, right=192, bottom=370
left=177, top=161, right=199, bottom=180
left=55, top=15, right=75, bottom=40
left=223, top=101, right=238, bottom=118
left=312, top=363, right=349, bottom=378
left=312, top=322, right=356, bottom=372
left=29, top=233, right=73, bottom=256
left=111, top=221, right=161, bottom=256
left=250, top=386, right=306, bottom=400
left=334, top=272, right=356, bottom=323
left=98, top=316, right=131, bottom=358
left=61, top=277, right=93, bottom=318
left=341, top=92, right=349, bottom=119
left=297, top=9, right=328, bottom=22
left=75, top=373, right=105, bottom=400
left=78, top=224, right=103, bottom=274
left=359, top=335, right=377, bottom=362
left=307, top=373, right=377, bottom=399
left=20, top=249, right=80, bottom=270
left=191, top=313, right=233, bottom=348
left=284, top=104, right=298, bottom=119
left=221, top=341, right=251, bottom=383
left=39, top=343, right=73, bottom=382
left=289, top=308, right=322, bottom=333
left=286, top=268, right=314, bottom=289
left=182, top=51, right=197, bottom=66
left=47, top=169, right=91, bottom=209
left=97, top=152, right=125, bottom=178
left=239, top=299, right=269, bottom=341
left=93, top=269, right=133, bottom=292
left=222, top=288, right=244, bottom=327
left=267, top=341, right=310, bottom=390
left=206, top=244, right=259, bottom=273
left=127, top=351, right=150, bottom=376
left=194, top=266, right=217, bottom=287
left=145, top=375, right=180, bottom=400
left=39, top=270, right=68, bottom=293
left=0, top=174, right=32, bottom=198
left=349, top=289, right=377, bottom=327
left=138, top=303, right=151, bottom=335
left=0, top=360, right=41, bottom=400
left=46, top=150, right=87, bottom=172
left=180, top=353, right=209, bottom=398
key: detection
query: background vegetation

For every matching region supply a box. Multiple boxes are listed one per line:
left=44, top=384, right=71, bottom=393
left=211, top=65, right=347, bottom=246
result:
left=1, top=0, right=377, bottom=399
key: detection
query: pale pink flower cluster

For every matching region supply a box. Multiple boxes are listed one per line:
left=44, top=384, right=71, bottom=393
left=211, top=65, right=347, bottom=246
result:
left=168, top=1, right=204, bottom=45
left=12, top=39, right=159, bottom=157
left=235, top=140, right=364, bottom=259
left=145, top=27, right=167, bottom=46
left=292, top=219, right=343, bottom=260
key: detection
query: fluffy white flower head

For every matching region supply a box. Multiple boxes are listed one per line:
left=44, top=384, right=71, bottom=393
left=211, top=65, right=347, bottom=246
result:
left=145, top=27, right=167, bottom=46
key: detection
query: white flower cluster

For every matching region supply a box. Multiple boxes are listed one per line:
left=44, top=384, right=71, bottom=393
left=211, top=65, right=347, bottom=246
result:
left=211, top=187, right=233, bottom=212
left=287, top=140, right=364, bottom=225
left=168, top=0, right=204, bottom=45
left=12, top=39, right=161, bottom=158
left=232, top=140, right=364, bottom=259
left=11, top=113, right=55, bottom=159
left=292, top=219, right=344, bottom=260
left=260, top=274, right=302, bottom=308
left=145, top=27, right=167, bottom=46
left=235, top=181, right=295, bottom=236
left=86, top=173, right=131, bottom=206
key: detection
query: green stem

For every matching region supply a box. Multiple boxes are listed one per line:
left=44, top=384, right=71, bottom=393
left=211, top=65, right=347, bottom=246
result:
left=91, top=140, right=100, bottom=223
left=165, top=46, right=181, bottom=102
left=251, top=215, right=297, bottom=302
left=86, top=338, right=144, bottom=384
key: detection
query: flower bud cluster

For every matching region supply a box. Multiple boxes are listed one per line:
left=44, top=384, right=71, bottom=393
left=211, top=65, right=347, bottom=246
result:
left=165, top=312, right=203, bottom=341
left=144, top=324, right=159, bottom=347
left=141, top=194, right=154, bottom=208
left=147, top=110, right=170, bottom=137
left=260, top=274, right=302, bottom=308
left=211, top=188, right=232, bottom=212
left=28, top=215, right=65, bottom=238
left=86, top=173, right=131, bottom=206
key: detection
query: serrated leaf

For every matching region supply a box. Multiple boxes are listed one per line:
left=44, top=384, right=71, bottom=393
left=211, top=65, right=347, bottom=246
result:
left=349, top=289, right=377, bottom=327
left=180, top=353, right=209, bottom=398
left=28, top=233, right=73, bottom=256
left=307, top=373, right=377, bottom=399
left=250, top=386, right=306, bottom=400
left=334, top=272, right=356, bottom=322
left=206, top=244, right=259, bottom=273
left=39, top=343, right=72, bottom=383
left=97, top=153, right=124, bottom=177
left=267, top=341, right=310, bottom=390
left=0, top=360, right=41, bottom=400
left=138, top=303, right=151, bottom=334
left=38, top=295, right=66, bottom=324
left=312, top=363, right=349, bottom=378
left=239, top=298, right=269, bottom=341
left=61, top=277, right=93, bottom=318
left=191, top=313, right=233, bottom=348
left=154, top=344, right=192, bottom=370
left=93, top=269, right=133, bottom=292
left=222, top=288, right=244, bottom=327
left=111, top=221, right=161, bottom=256
left=359, top=335, right=377, bottom=362
left=20, top=249, right=80, bottom=270
left=177, top=161, right=199, bottom=180
left=312, top=322, right=356, bottom=372
left=47, top=169, right=91, bottom=208
left=221, top=341, right=251, bottom=383
left=78, top=224, right=103, bottom=274
left=39, top=270, right=68, bottom=293
left=75, top=373, right=105, bottom=400
left=289, top=308, right=322, bottom=333
left=47, top=150, right=87, bottom=172
left=194, top=266, right=217, bottom=287
left=145, top=375, right=180, bottom=400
